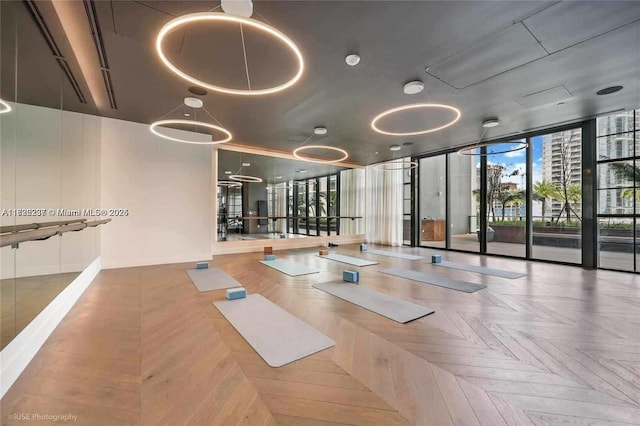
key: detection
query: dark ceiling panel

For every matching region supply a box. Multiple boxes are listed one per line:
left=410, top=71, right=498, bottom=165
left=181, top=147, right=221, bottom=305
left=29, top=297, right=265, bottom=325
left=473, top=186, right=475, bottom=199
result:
left=428, top=23, right=548, bottom=89
left=6, top=1, right=640, bottom=164
left=523, top=1, right=640, bottom=53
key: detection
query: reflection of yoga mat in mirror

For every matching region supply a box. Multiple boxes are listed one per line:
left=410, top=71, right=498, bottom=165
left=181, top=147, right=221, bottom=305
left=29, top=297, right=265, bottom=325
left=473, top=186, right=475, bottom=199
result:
left=214, top=294, right=335, bottom=367
left=363, top=249, right=424, bottom=260
left=259, top=259, right=319, bottom=276
left=379, top=268, right=486, bottom=293
left=317, top=253, right=379, bottom=267
left=313, top=282, right=434, bottom=323
left=187, top=268, right=241, bottom=292
left=434, top=260, right=526, bottom=279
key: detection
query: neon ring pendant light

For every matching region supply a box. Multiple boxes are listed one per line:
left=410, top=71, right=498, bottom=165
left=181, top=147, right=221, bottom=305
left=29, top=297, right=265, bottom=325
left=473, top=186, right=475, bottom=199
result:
left=156, top=12, right=304, bottom=96
left=149, top=119, right=232, bottom=145
left=457, top=140, right=528, bottom=156
left=372, top=160, right=419, bottom=171
left=371, top=103, right=461, bottom=136
left=292, top=145, right=349, bottom=164
left=229, top=174, right=263, bottom=183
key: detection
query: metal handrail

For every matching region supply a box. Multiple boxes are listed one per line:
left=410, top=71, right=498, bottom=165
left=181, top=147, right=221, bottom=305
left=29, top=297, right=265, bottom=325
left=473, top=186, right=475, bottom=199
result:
left=0, top=219, right=111, bottom=248
left=0, top=218, right=87, bottom=234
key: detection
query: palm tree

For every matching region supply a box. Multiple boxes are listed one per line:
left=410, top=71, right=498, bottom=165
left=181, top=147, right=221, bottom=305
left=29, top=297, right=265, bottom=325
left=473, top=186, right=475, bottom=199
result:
left=621, top=187, right=640, bottom=201
left=533, top=180, right=558, bottom=223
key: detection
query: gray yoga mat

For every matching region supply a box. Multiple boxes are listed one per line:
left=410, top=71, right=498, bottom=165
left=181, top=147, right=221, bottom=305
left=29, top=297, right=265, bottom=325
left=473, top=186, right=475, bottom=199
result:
left=259, top=259, right=319, bottom=276
left=313, top=282, right=434, bottom=323
left=317, top=253, right=379, bottom=267
left=214, top=294, right=335, bottom=367
left=364, top=249, right=424, bottom=260
left=434, top=260, right=526, bottom=279
left=379, top=268, right=487, bottom=293
left=285, top=247, right=330, bottom=255
left=186, top=267, right=241, bottom=292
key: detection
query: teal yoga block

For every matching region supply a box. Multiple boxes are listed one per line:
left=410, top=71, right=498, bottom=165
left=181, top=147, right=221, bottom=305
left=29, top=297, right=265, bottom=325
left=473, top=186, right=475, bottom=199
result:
left=343, top=270, right=359, bottom=283
left=264, top=254, right=276, bottom=261
left=432, top=255, right=442, bottom=264
left=360, top=244, right=368, bottom=252
left=226, top=287, right=247, bottom=300
left=196, top=262, right=209, bottom=269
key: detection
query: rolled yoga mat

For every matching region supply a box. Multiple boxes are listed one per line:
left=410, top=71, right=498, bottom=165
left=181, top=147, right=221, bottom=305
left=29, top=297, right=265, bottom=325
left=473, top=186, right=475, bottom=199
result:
left=259, top=259, right=319, bottom=276
left=313, top=282, right=434, bottom=323
left=213, top=294, right=335, bottom=367
left=434, top=260, right=526, bottom=279
left=364, top=249, right=424, bottom=260
left=379, top=268, right=487, bottom=293
left=187, top=267, right=241, bottom=292
left=317, top=253, right=379, bottom=267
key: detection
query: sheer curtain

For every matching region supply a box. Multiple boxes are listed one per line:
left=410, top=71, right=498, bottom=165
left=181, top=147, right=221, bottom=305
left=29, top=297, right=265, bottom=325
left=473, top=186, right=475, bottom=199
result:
left=340, top=169, right=365, bottom=235
left=364, top=165, right=403, bottom=246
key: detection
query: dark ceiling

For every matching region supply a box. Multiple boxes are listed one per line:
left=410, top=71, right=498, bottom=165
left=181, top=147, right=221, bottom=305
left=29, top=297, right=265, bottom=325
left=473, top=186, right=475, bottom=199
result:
left=2, top=1, right=640, bottom=164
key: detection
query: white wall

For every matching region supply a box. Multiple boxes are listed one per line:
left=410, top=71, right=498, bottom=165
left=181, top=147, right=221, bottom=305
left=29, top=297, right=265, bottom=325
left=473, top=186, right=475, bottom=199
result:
left=100, top=117, right=213, bottom=268
left=1, top=103, right=101, bottom=278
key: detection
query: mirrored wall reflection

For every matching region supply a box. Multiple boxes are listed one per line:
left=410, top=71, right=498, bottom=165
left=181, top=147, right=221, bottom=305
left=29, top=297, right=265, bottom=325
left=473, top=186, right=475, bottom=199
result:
left=1, top=1, right=102, bottom=350
left=216, top=150, right=364, bottom=242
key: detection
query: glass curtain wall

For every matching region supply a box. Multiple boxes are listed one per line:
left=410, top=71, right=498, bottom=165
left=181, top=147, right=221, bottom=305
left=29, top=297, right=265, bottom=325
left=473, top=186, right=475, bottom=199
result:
left=531, top=129, right=582, bottom=263
left=419, top=156, right=447, bottom=248
left=596, top=109, right=640, bottom=272
left=418, top=126, right=584, bottom=265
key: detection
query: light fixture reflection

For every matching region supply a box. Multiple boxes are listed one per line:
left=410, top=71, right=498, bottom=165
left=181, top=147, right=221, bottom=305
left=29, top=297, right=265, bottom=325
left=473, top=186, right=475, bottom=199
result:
left=457, top=140, right=528, bottom=156
left=0, top=99, right=12, bottom=114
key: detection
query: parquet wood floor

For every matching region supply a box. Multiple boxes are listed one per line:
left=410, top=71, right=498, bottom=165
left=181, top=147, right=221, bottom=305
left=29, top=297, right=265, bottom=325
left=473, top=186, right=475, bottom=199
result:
left=2, top=244, right=639, bottom=425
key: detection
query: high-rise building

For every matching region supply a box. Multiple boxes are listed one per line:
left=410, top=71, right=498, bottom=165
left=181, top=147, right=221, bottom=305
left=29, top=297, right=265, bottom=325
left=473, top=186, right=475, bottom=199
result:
left=541, top=129, right=582, bottom=218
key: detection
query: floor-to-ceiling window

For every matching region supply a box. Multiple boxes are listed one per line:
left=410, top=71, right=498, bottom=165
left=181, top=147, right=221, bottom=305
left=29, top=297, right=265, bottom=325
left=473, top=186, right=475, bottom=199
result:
left=531, top=128, right=582, bottom=264
left=485, top=140, right=527, bottom=258
left=596, top=109, right=639, bottom=272
left=419, top=155, right=447, bottom=248
left=403, top=161, right=412, bottom=245
left=449, top=152, right=480, bottom=252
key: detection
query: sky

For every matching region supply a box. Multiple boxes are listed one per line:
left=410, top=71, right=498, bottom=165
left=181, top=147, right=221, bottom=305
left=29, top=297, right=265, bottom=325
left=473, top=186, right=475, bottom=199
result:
left=478, top=135, right=544, bottom=189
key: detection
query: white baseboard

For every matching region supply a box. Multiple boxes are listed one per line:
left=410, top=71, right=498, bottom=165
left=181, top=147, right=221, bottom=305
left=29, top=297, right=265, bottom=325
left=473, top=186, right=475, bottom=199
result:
left=0, top=256, right=101, bottom=399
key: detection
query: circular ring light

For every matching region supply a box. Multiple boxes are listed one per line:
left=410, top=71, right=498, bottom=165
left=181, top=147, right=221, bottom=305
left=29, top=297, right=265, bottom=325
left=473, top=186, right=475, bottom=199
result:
left=457, top=140, right=528, bottom=156
left=150, top=119, right=232, bottom=145
left=218, top=180, right=242, bottom=187
left=372, top=160, right=419, bottom=171
left=293, top=145, right=348, bottom=164
left=371, top=103, right=461, bottom=136
left=0, top=99, right=11, bottom=114
left=229, top=174, right=263, bottom=183
left=156, top=12, right=304, bottom=96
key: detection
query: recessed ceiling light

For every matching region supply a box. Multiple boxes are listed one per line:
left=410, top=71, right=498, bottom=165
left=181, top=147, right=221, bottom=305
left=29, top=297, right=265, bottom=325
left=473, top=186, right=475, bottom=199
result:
left=224, top=170, right=232, bottom=174
left=374, top=151, right=379, bottom=154
left=242, top=162, right=250, bottom=167
left=482, top=118, right=500, bottom=128
left=403, top=80, right=424, bottom=95
left=314, top=126, right=328, bottom=135
left=188, top=86, right=207, bottom=96
left=390, top=145, right=402, bottom=151
left=184, top=113, right=191, bottom=117
left=184, top=97, right=203, bottom=108
left=157, top=13, right=304, bottom=96
left=402, top=141, right=413, bottom=146
left=596, top=85, right=623, bottom=96
left=345, top=54, right=360, bottom=66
